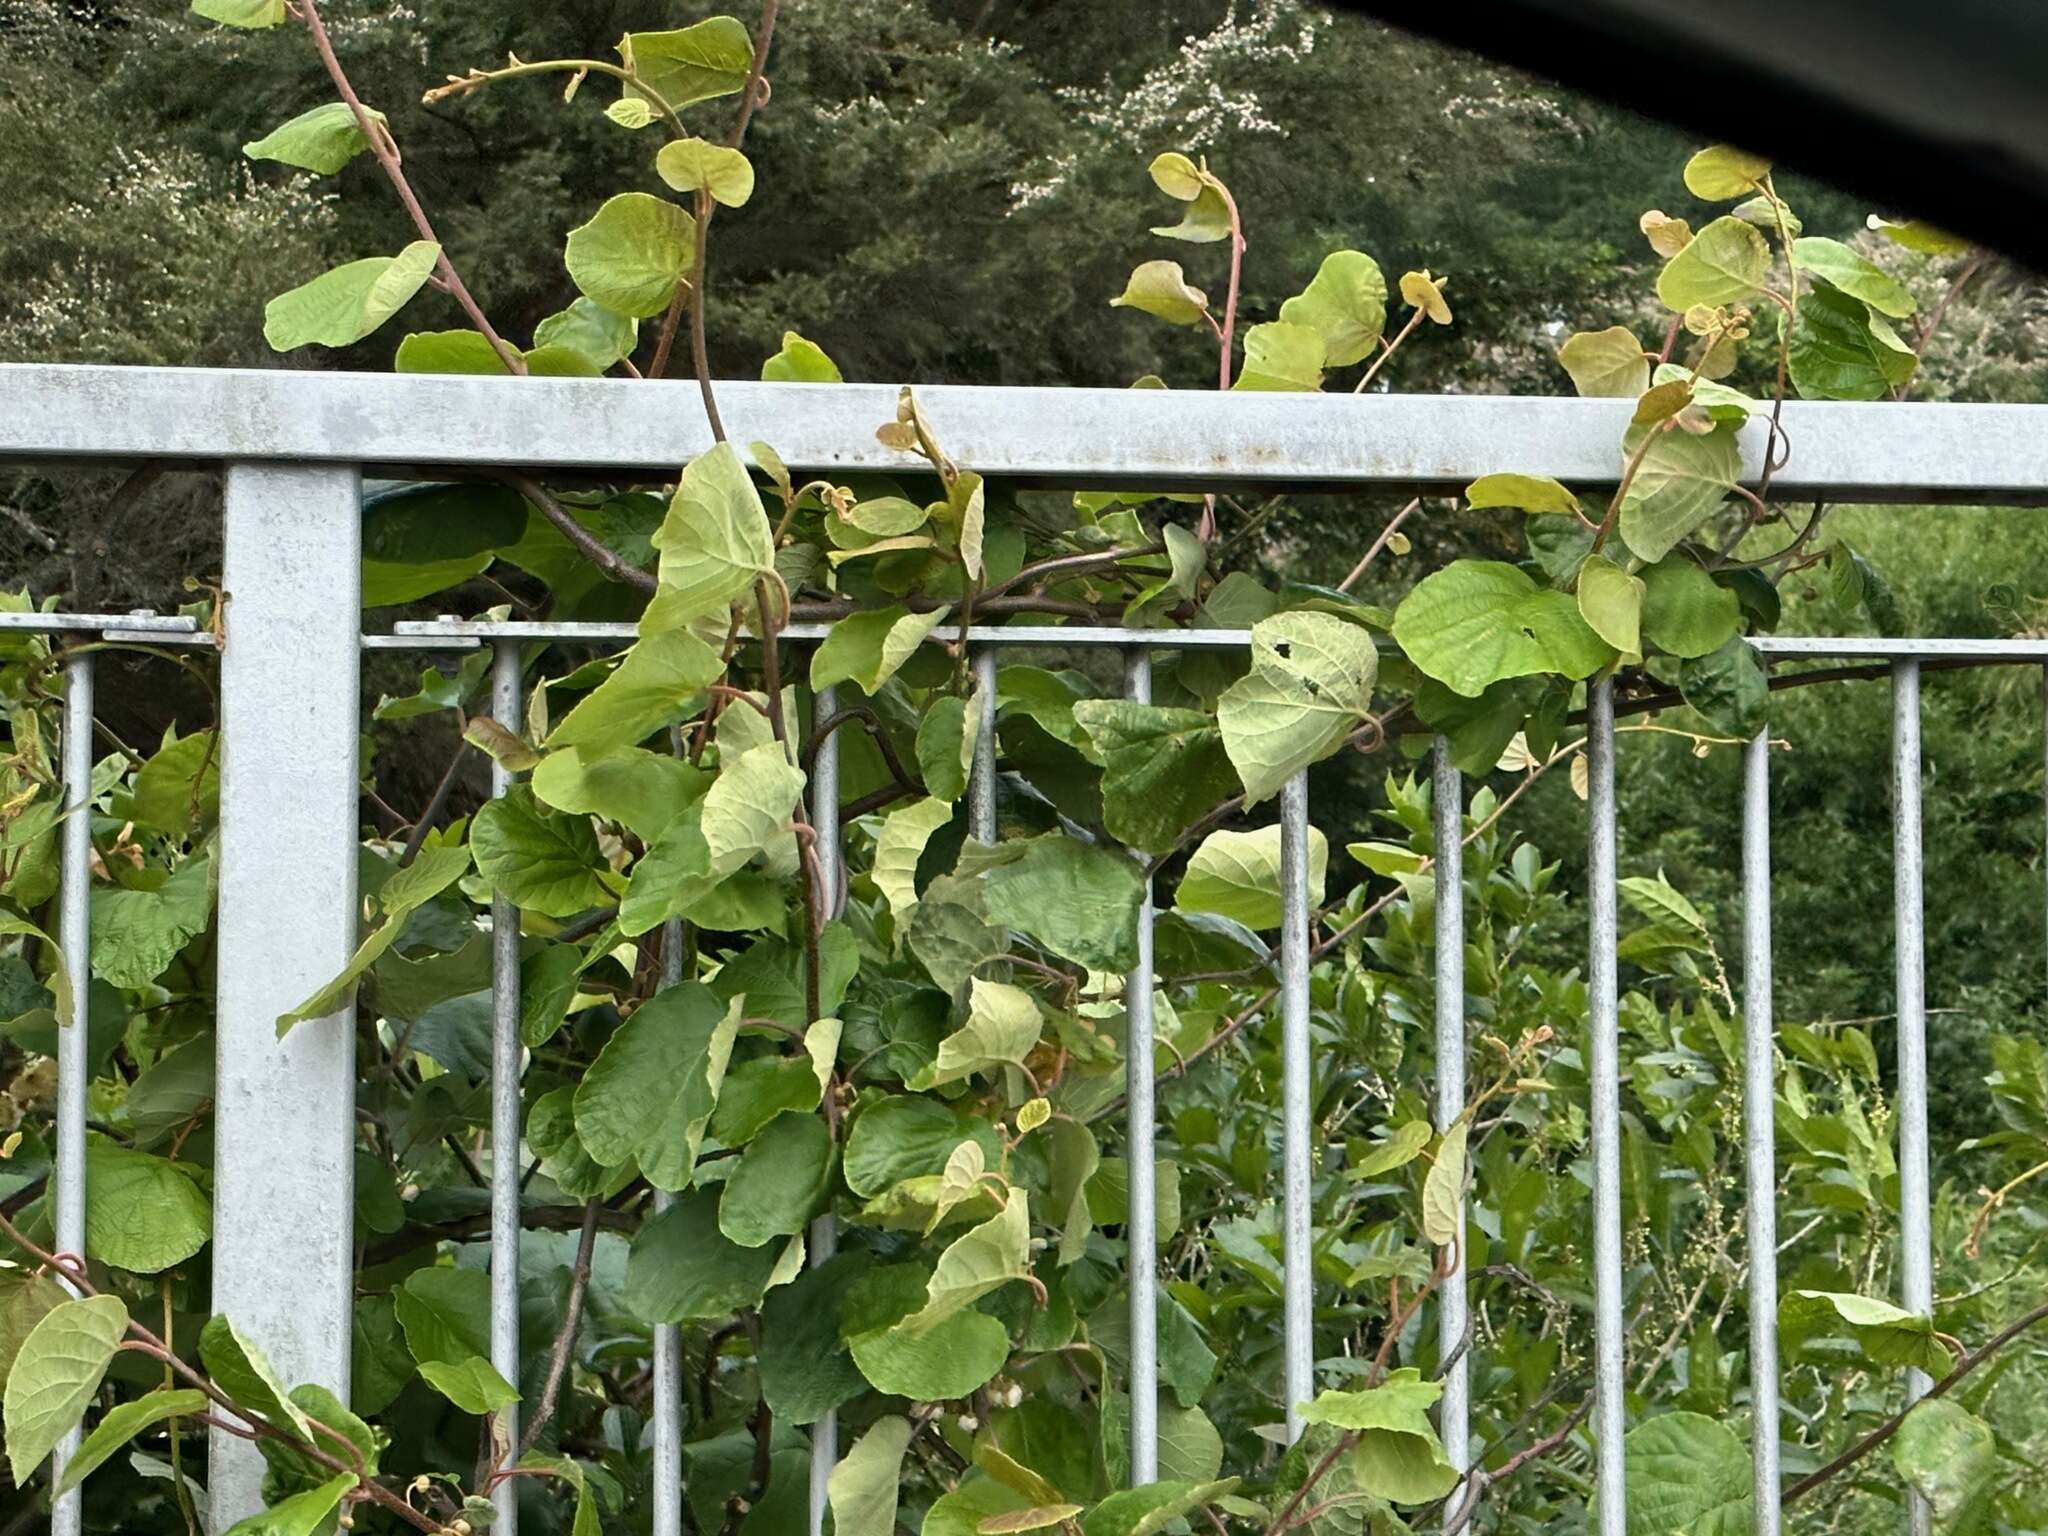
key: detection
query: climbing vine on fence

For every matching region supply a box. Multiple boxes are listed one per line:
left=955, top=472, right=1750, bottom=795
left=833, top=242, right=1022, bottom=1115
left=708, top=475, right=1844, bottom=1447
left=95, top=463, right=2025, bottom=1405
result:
left=0, top=3, right=2041, bottom=1534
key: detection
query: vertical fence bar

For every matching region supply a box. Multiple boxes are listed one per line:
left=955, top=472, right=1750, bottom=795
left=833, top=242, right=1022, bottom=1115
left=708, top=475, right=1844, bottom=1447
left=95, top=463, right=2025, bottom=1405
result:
left=970, top=651, right=998, bottom=843
left=1431, top=739, right=1469, bottom=1493
left=653, top=842, right=686, bottom=1536
left=490, top=641, right=523, bottom=1533
left=1280, top=769, right=1314, bottom=1440
left=1892, top=660, right=1932, bottom=1536
left=1123, top=653, right=1159, bottom=1484
left=1743, top=730, right=1782, bottom=1535
left=1587, top=676, right=1626, bottom=1536
left=211, top=463, right=362, bottom=1530
left=50, top=651, right=92, bottom=1536
left=808, top=684, right=843, bottom=1536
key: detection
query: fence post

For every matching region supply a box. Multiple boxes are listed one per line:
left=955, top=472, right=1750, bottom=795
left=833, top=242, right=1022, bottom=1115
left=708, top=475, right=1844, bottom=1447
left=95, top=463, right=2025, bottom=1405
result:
left=209, top=463, right=363, bottom=1531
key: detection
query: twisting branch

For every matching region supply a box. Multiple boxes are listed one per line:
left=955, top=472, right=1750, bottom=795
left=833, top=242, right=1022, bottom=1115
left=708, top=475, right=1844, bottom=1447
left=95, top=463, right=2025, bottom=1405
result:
left=499, top=473, right=657, bottom=592
left=514, top=1200, right=604, bottom=1460
left=1781, top=1298, right=2048, bottom=1507
left=295, top=0, right=524, bottom=374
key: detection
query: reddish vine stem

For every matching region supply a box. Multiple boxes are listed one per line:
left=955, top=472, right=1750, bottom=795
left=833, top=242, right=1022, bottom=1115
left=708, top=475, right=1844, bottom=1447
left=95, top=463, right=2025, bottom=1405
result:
left=295, top=0, right=524, bottom=375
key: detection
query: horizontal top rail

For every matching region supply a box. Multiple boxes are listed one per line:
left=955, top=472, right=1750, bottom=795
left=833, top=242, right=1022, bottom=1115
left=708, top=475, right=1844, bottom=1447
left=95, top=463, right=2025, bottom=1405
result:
left=387, top=618, right=1261, bottom=648
left=8, top=365, right=2048, bottom=501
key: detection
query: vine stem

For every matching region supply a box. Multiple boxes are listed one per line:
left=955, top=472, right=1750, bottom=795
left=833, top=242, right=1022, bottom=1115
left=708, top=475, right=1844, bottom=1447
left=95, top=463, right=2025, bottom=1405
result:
left=510, top=1200, right=603, bottom=1462
left=500, top=474, right=658, bottom=592
left=295, top=0, right=524, bottom=375
left=1215, top=179, right=1246, bottom=390
left=1335, top=498, right=1420, bottom=592
left=1781, top=1298, right=2048, bottom=1507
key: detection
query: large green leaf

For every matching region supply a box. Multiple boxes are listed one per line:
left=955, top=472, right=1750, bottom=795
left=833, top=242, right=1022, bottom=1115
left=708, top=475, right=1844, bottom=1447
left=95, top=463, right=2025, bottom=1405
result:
left=1788, top=286, right=1917, bottom=401
left=625, top=1186, right=787, bottom=1323
left=1217, top=612, right=1378, bottom=803
left=471, top=785, right=609, bottom=917
left=1655, top=217, right=1769, bottom=311
left=893, top=1186, right=1031, bottom=1332
left=190, top=0, right=284, bottom=29
left=651, top=442, right=777, bottom=620
left=53, top=1387, right=207, bottom=1495
left=981, top=834, right=1144, bottom=972
left=1421, top=1122, right=1467, bottom=1246
left=564, top=193, right=695, bottom=319
left=719, top=1112, right=833, bottom=1247
left=419, top=1356, right=520, bottom=1415
left=575, top=983, right=739, bottom=1189
left=656, top=137, right=756, bottom=207
left=1639, top=558, right=1740, bottom=658
left=1393, top=560, right=1614, bottom=698
left=702, top=742, right=806, bottom=879
left=763, top=330, right=844, bottom=382
left=242, top=101, right=382, bottom=175
left=84, top=1140, right=210, bottom=1273
left=533, top=298, right=639, bottom=372
left=394, top=1265, right=492, bottom=1368
left=1682, top=146, right=1770, bottom=200
left=1576, top=553, right=1643, bottom=654
left=1278, top=250, right=1387, bottom=367
left=1174, top=825, right=1327, bottom=931
left=843, top=1263, right=1009, bottom=1400
left=264, top=241, right=440, bottom=351
left=844, top=1096, right=999, bottom=1199
left=531, top=743, right=708, bottom=844
left=759, top=1251, right=871, bottom=1424
left=1072, top=701, right=1243, bottom=855
left=543, top=629, right=724, bottom=751
left=829, top=1416, right=915, bottom=1536
left=1679, top=639, right=1767, bottom=738
left=1619, top=1412, right=1752, bottom=1536
left=1618, top=423, right=1743, bottom=562
left=1891, top=1399, right=1997, bottom=1525
left=3, top=1294, right=128, bottom=1487
left=90, top=853, right=212, bottom=988
left=874, top=797, right=957, bottom=922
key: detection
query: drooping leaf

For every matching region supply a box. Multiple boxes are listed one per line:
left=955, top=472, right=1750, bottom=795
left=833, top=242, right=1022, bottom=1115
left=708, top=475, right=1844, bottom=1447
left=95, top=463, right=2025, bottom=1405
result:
left=471, top=785, right=610, bottom=917
left=533, top=297, right=639, bottom=372
left=264, top=241, right=440, bottom=351
left=910, top=979, right=1043, bottom=1090
left=1465, top=473, right=1581, bottom=517
left=543, top=629, right=724, bottom=750
left=276, top=844, right=472, bottom=1034
left=626, top=1186, right=786, bottom=1323
left=762, top=330, right=843, bottom=383
left=1175, top=825, right=1327, bottom=931
left=218, top=1474, right=356, bottom=1536
left=531, top=743, right=707, bottom=844
left=1072, top=701, right=1243, bottom=855
left=1399, top=269, right=1452, bottom=324
left=1576, top=554, right=1643, bottom=654
left=618, top=18, right=754, bottom=109
left=813, top=605, right=951, bottom=693
left=563, top=193, right=696, bottom=319
left=1393, top=560, right=1614, bottom=698
left=1298, top=1371, right=1459, bottom=1505
left=1618, top=422, right=1743, bottom=562
left=719, top=1111, right=833, bottom=1247
left=1421, top=1121, right=1466, bottom=1246
left=53, top=1387, right=208, bottom=1495
left=1778, top=1290, right=1957, bottom=1377
left=1788, top=286, right=1918, bottom=401
left=652, top=442, right=777, bottom=620
left=1082, top=1480, right=1241, bottom=1536
left=1680, top=638, right=1768, bottom=739
left=1110, top=261, right=1210, bottom=326
left=242, top=101, right=384, bottom=174
left=575, top=984, right=740, bottom=1189
left=874, top=797, right=957, bottom=922
left=394, top=1266, right=492, bottom=1368
left=829, top=1416, right=915, bottom=1536
left=3, top=1295, right=128, bottom=1487
left=90, top=853, right=212, bottom=989
left=419, top=1356, right=520, bottom=1415
left=199, top=1313, right=316, bottom=1442
left=1217, top=612, right=1378, bottom=804
left=981, top=834, right=1145, bottom=972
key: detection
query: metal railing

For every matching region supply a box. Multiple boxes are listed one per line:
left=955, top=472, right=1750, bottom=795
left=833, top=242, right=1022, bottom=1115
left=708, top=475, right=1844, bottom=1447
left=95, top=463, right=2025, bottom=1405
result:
left=5, top=363, right=2045, bottom=1535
